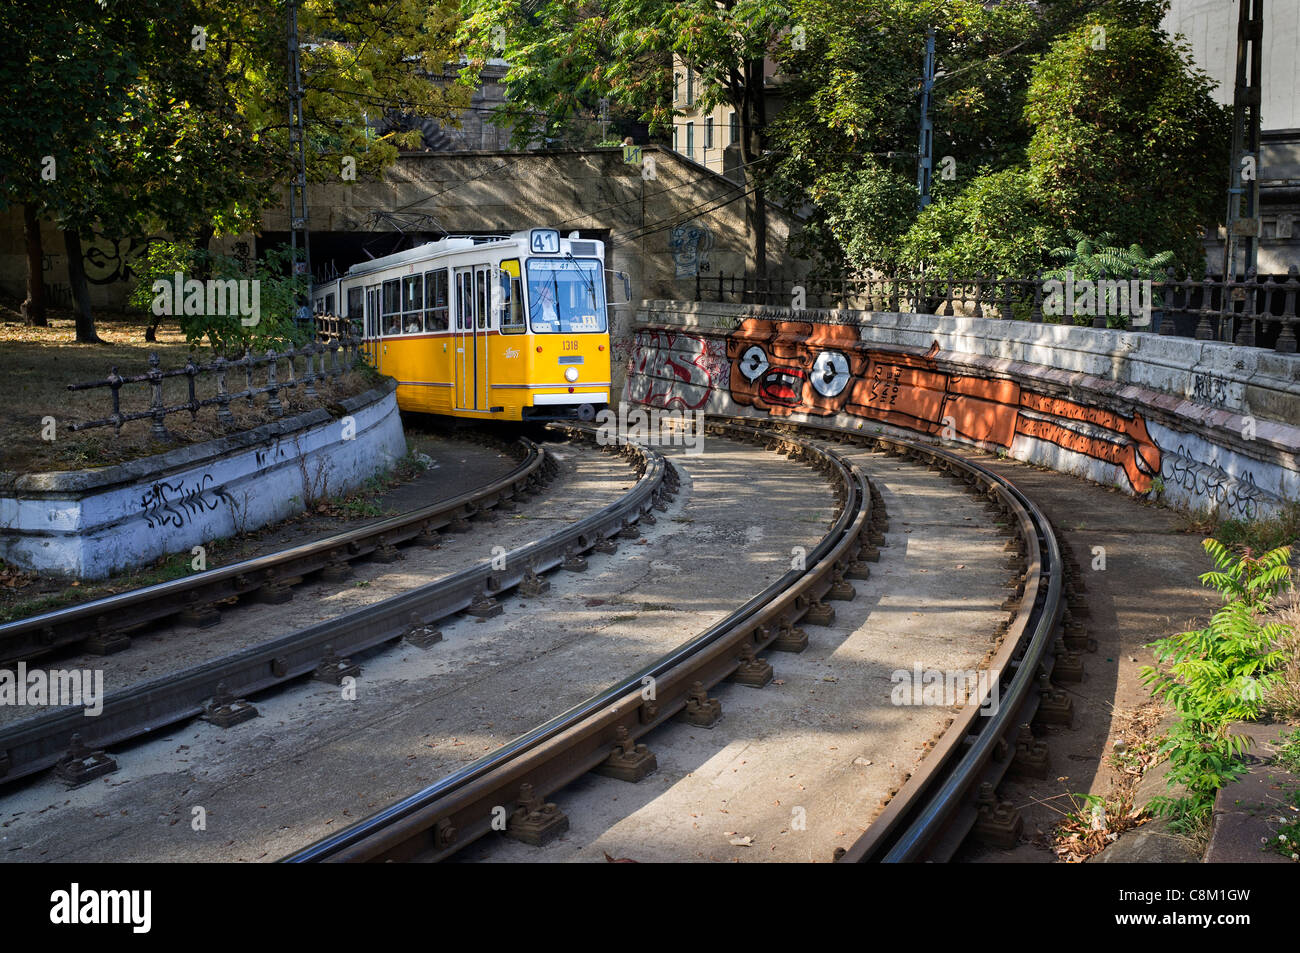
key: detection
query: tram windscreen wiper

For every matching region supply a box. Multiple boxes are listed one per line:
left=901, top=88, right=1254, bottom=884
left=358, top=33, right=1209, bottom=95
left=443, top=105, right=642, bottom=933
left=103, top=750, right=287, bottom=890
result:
left=564, top=253, right=599, bottom=310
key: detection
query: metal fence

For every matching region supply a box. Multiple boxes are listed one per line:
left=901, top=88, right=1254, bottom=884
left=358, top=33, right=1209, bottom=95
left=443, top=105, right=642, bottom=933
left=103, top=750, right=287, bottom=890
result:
left=695, top=266, right=1300, bottom=354
left=67, top=326, right=363, bottom=439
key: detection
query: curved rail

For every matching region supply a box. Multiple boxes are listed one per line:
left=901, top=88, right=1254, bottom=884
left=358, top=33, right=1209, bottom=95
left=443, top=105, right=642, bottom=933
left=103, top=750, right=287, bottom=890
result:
left=725, top=416, right=1064, bottom=864
left=0, top=430, right=659, bottom=786
left=0, top=435, right=548, bottom=665
left=285, top=419, right=875, bottom=862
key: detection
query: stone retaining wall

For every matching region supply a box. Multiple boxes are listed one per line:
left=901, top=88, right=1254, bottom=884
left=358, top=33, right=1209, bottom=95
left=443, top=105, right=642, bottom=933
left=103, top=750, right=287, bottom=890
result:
left=0, top=381, right=406, bottom=579
left=623, top=301, right=1300, bottom=520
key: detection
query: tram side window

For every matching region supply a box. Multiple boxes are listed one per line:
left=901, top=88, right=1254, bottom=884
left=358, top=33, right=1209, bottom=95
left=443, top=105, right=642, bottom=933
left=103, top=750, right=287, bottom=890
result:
left=456, top=272, right=472, bottom=330
left=324, top=293, right=335, bottom=315
left=402, top=274, right=423, bottom=334
left=382, top=279, right=401, bottom=335
left=475, top=269, right=488, bottom=330
left=424, top=269, right=449, bottom=332
left=500, top=260, right=525, bottom=334
left=347, top=287, right=363, bottom=334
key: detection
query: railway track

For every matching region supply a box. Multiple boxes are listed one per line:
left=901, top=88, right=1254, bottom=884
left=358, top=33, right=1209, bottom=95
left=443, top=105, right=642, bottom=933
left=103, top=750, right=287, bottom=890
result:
left=285, top=415, right=1069, bottom=864
left=0, top=427, right=660, bottom=787
left=0, top=432, right=549, bottom=667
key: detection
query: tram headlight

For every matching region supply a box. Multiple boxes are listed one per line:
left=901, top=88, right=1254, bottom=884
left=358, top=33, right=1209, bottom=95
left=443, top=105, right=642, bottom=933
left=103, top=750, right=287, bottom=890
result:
left=564, top=367, right=579, bottom=382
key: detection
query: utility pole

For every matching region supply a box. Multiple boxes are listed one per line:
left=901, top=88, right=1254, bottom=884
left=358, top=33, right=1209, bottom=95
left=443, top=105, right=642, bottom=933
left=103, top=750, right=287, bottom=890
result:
left=287, top=0, right=312, bottom=323
left=916, top=27, right=936, bottom=212
left=1221, top=0, right=1263, bottom=342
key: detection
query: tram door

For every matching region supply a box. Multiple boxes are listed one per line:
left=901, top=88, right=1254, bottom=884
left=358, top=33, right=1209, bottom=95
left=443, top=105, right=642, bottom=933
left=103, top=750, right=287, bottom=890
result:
left=454, top=265, right=493, bottom=410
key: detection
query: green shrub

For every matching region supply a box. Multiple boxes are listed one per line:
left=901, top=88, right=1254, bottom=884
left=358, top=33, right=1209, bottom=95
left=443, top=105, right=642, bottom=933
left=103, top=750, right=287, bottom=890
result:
left=1140, top=540, right=1293, bottom=830
left=1042, top=229, right=1176, bottom=328
left=897, top=167, right=1062, bottom=281
left=129, top=242, right=308, bottom=355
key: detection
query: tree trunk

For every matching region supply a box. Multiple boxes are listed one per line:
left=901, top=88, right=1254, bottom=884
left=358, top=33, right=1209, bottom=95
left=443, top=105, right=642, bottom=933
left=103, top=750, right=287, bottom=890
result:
left=741, top=58, right=768, bottom=295
left=21, top=203, right=47, bottom=327
left=63, top=227, right=102, bottom=343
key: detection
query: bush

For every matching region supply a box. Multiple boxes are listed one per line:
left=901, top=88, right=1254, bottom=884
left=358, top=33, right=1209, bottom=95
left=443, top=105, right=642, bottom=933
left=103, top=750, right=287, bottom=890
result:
left=1042, top=229, right=1176, bottom=328
left=897, top=167, right=1063, bottom=279
left=129, top=242, right=307, bottom=355
left=1140, top=541, right=1293, bottom=831
left=1024, top=14, right=1229, bottom=272
left=814, top=163, right=919, bottom=269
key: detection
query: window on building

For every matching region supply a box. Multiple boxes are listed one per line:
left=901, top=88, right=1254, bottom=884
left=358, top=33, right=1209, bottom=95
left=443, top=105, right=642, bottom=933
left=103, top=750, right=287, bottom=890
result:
left=685, top=67, right=694, bottom=106
left=686, top=122, right=694, bottom=159
left=730, top=111, right=739, bottom=145
left=673, top=72, right=680, bottom=105
left=705, top=116, right=714, bottom=149
left=424, top=268, right=449, bottom=332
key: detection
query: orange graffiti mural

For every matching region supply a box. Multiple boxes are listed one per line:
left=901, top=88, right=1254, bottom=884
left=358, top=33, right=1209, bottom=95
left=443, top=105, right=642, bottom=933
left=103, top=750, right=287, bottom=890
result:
left=726, top=317, right=1162, bottom=492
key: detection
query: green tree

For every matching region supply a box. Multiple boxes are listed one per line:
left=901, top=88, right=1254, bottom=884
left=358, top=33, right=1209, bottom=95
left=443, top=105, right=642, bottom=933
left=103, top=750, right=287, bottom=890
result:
left=461, top=0, right=794, bottom=279
left=0, top=0, right=467, bottom=342
left=1024, top=11, right=1229, bottom=270
left=769, top=0, right=1046, bottom=271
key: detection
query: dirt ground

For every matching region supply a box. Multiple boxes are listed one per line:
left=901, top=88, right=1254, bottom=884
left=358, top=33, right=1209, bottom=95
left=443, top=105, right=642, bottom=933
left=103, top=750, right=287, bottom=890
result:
left=0, top=306, right=368, bottom=474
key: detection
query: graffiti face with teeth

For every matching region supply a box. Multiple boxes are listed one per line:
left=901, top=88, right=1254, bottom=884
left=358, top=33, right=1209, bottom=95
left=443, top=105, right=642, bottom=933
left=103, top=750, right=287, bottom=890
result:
left=726, top=318, right=866, bottom=417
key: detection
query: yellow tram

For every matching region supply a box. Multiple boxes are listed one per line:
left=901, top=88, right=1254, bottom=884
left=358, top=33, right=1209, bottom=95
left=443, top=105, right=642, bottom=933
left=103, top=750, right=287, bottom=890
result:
left=313, top=228, right=616, bottom=421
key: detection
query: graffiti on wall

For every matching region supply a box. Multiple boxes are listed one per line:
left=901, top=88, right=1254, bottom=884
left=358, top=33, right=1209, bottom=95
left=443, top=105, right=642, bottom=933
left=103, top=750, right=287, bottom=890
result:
left=668, top=221, right=714, bottom=279
left=83, top=235, right=162, bottom=285
left=1191, top=371, right=1230, bottom=408
left=722, top=317, right=1161, bottom=492
left=1163, top=443, right=1265, bottom=520
left=625, top=329, right=729, bottom=410
left=140, top=473, right=232, bottom=530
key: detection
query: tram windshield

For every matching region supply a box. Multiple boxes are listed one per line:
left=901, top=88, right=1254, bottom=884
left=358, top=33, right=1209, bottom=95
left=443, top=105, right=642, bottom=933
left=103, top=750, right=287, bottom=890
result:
left=526, top=258, right=606, bottom=333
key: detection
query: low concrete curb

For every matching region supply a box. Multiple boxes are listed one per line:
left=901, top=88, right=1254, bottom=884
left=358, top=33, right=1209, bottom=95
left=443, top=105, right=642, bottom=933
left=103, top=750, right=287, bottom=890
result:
left=1205, top=722, right=1298, bottom=864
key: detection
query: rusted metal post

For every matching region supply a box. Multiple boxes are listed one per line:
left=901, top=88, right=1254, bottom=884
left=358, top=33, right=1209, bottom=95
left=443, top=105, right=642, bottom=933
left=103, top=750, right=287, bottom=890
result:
left=147, top=352, right=169, bottom=441
left=214, top=356, right=235, bottom=428
left=302, top=341, right=319, bottom=397
left=184, top=356, right=199, bottom=421
left=265, top=349, right=283, bottom=416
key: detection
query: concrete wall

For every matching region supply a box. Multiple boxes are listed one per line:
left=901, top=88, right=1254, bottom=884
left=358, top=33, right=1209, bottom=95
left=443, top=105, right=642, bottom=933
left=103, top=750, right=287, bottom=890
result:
left=0, top=382, right=407, bottom=579
left=624, top=301, right=1300, bottom=520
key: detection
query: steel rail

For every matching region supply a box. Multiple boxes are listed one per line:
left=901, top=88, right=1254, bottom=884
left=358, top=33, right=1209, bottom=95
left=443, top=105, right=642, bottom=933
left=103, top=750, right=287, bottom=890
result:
left=0, top=431, right=659, bottom=786
left=0, top=434, right=548, bottom=665
left=735, top=416, right=1064, bottom=864
left=286, top=419, right=874, bottom=862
